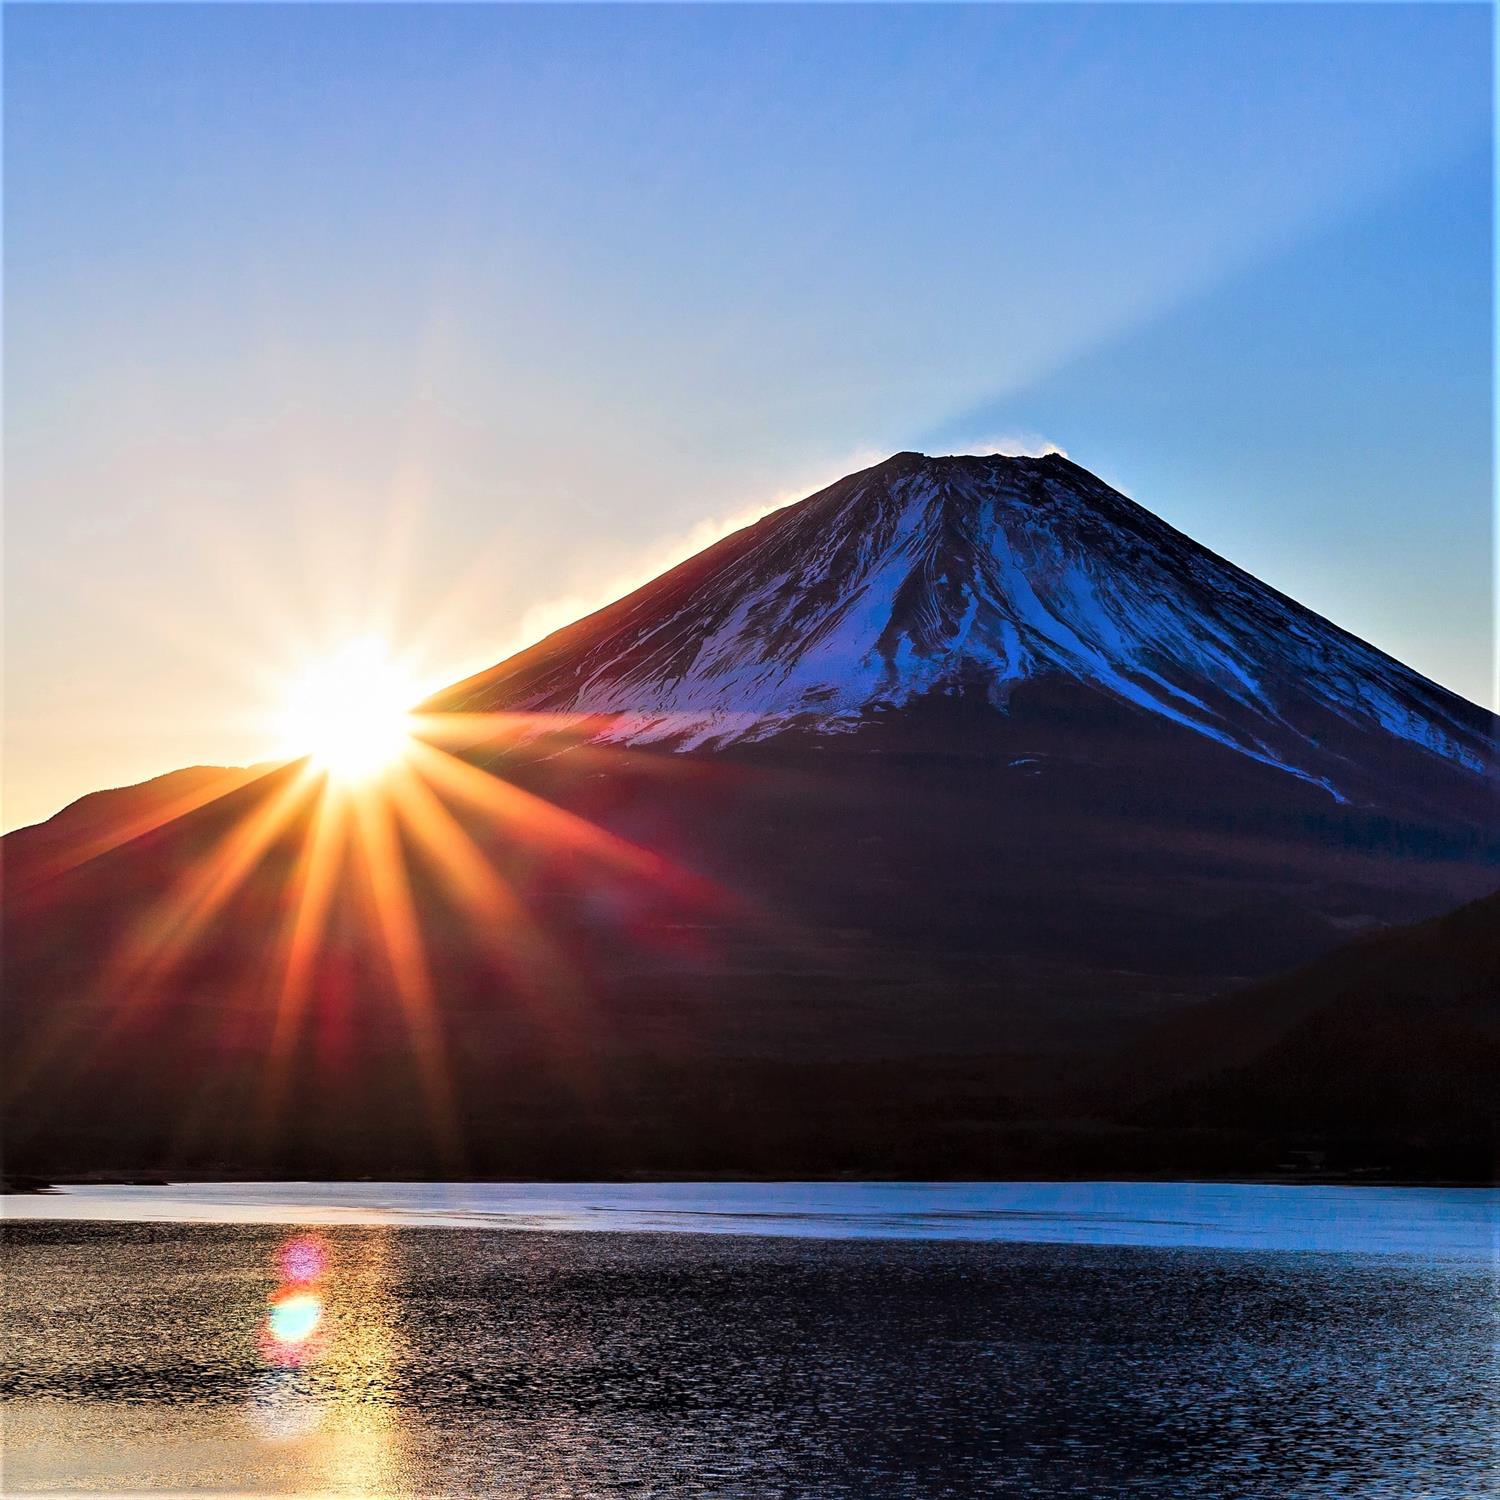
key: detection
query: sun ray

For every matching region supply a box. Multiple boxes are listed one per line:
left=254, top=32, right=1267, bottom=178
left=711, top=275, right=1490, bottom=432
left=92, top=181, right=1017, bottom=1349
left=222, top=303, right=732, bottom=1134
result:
left=409, top=718, right=811, bottom=957
left=385, top=762, right=532, bottom=941
left=405, top=737, right=686, bottom=889
left=409, top=710, right=615, bottom=752
left=106, top=764, right=321, bottom=992
left=383, top=758, right=597, bottom=1033
left=255, top=781, right=354, bottom=1149
left=348, top=780, right=463, bottom=1172
left=6, top=763, right=320, bottom=1101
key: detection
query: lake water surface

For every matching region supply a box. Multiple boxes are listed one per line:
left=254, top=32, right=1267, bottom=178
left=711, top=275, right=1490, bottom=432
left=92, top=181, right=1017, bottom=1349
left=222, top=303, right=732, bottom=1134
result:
left=6, top=1179, right=1495, bottom=1255
left=3, top=1182, right=1494, bottom=1496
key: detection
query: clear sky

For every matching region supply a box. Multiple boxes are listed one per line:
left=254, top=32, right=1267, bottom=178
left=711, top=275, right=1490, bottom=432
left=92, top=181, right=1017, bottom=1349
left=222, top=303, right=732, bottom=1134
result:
left=4, top=2, right=1493, bottom=831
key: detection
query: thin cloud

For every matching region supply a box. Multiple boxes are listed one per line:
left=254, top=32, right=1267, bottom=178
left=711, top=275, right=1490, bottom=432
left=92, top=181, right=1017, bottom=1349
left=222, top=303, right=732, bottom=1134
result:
left=941, top=433, right=1069, bottom=460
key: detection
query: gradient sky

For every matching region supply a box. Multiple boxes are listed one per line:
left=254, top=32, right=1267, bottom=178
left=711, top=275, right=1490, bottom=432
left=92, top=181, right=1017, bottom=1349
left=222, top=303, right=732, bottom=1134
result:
left=5, top=2, right=1493, bottom=831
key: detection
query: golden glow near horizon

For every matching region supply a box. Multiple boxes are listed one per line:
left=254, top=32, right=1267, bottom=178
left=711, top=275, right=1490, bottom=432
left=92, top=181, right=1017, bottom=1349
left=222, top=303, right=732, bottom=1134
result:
left=275, top=637, right=424, bottom=784
left=5, top=601, right=732, bottom=1176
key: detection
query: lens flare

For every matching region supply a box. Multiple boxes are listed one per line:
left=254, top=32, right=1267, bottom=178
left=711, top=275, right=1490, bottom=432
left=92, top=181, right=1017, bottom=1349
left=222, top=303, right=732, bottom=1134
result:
left=269, top=1289, right=324, bottom=1345
left=261, top=1234, right=330, bottom=1367
left=280, top=1235, right=327, bottom=1284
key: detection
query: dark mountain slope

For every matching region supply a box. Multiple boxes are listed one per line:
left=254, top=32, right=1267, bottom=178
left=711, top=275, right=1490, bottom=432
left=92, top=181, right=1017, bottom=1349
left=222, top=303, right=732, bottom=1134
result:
left=3, top=764, right=271, bottom=897
left=1121, top=889, right=1500, bottom=1166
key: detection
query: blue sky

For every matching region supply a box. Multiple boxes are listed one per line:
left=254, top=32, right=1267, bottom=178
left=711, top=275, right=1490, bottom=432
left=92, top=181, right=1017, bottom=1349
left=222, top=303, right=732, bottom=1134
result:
left=4, top=2, right=1493, bottom=828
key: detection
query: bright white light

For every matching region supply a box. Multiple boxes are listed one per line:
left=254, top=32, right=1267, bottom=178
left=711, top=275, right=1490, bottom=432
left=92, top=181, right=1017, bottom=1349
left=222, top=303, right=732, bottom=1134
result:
left=276, top=637, right=422, bottom=783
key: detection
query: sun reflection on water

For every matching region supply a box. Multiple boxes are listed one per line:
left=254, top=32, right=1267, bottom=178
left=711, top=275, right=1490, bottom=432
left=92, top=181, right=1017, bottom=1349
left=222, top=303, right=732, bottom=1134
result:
left=258, top=1232, right=329, bottom=1368
left=244, top=1231, right=408, bottom=1494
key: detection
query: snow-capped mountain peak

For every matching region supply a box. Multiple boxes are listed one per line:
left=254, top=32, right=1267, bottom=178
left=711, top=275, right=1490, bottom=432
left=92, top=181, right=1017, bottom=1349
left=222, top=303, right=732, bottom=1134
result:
left=433, top=453, right=1493, bottom=805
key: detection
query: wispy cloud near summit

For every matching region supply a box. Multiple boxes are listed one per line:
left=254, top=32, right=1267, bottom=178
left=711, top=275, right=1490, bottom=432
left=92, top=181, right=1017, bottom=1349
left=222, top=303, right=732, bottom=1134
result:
left=941, top=433, right=1070, bottom=460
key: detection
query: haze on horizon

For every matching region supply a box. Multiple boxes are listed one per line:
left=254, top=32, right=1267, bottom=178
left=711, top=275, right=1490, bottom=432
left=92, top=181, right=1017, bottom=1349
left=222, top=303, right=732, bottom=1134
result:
left=4, top=2, right=1493, bottom=833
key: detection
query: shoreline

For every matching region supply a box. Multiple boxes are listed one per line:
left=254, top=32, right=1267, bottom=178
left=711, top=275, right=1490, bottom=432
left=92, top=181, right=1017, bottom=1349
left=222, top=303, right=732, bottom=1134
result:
left=7, top=1171, right=1496, bottom=1194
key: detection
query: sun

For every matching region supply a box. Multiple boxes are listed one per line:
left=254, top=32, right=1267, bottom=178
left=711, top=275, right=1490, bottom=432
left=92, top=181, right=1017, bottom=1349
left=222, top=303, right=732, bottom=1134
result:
left=277, top=637, right=423, bottom=783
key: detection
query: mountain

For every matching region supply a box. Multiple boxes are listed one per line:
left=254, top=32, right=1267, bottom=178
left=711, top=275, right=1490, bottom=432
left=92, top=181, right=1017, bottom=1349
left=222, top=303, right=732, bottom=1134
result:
left=1117, top=888, right=1499, bottom=1176
left=2, top=764, right=269, bottom=897
left=433, top=453, right=1492, bottom=819
left=3, top=453, right=1495, bottom=1182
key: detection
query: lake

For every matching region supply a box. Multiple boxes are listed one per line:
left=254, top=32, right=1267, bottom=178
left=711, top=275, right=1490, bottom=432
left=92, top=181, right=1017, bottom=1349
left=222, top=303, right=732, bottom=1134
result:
left=3, top=1182, right=1494, bottom=1496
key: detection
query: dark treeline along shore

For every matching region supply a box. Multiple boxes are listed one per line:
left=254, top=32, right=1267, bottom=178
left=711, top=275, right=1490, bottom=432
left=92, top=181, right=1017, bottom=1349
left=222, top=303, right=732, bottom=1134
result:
left=4, top=455, right=1496, bottom=1184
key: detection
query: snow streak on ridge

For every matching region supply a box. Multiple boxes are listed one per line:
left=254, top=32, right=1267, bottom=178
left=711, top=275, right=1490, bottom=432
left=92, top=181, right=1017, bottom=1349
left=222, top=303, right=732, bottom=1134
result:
left=437, top=454, right=1493, bottom=803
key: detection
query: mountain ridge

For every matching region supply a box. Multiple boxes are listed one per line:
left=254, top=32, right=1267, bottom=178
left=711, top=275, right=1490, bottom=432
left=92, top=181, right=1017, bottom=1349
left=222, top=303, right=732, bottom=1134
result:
left=429, top=452, right=1492, bottom=815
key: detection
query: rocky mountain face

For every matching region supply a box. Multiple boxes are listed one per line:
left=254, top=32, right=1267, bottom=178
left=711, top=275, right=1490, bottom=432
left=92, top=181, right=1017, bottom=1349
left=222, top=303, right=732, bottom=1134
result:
left=3, top=453, right=1495, bottom=1181
left=434, top=452, right=1493, bottom=818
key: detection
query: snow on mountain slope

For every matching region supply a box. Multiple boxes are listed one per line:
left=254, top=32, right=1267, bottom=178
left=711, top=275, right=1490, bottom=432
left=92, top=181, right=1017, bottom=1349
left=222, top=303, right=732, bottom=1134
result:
left=433, top=453, right=1494, bottom=803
